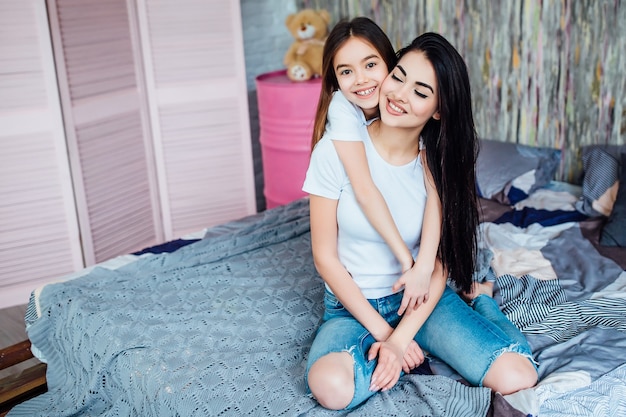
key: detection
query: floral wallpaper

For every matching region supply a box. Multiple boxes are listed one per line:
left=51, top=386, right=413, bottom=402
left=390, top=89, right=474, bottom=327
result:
left=297, top=0, right=625, bottom=182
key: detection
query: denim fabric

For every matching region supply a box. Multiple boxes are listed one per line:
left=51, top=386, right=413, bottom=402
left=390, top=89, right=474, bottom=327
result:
left=415, top=287, right=534, bottom=387
left=306, top=287, right=534, bottom=410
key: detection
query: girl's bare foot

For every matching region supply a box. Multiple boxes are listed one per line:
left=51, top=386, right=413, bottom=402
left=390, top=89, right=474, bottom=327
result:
left=461, top=281, right=494, bottom=302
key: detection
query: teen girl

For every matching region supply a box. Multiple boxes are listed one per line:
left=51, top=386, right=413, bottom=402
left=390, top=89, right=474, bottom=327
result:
left=311, top=17, right=441, bottom=314
left=303, top=27, right=537, bottom=410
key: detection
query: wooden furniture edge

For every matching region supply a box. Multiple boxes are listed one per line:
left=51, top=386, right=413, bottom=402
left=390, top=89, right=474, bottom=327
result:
left=0, top=340, right=47, bottom=416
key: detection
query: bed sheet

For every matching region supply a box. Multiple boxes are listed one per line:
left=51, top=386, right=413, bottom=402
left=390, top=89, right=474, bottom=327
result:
left=9, top=182, right=626, bottom=417
left=478, top=184, right=626, bottom=416
left=10, top=199, right=494, bottom=417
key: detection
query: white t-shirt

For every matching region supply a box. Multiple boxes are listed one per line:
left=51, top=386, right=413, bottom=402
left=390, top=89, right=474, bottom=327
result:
left=303, top=123, right=428, bottom=299
left=325, top=91, right=372, bottom=142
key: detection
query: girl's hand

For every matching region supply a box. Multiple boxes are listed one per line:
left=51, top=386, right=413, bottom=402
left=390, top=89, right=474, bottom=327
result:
left=402, top=340, right=425, bottom=373
left=368, top=340, right=404, bottom=392
left=392, top=262, right=432, bottom=315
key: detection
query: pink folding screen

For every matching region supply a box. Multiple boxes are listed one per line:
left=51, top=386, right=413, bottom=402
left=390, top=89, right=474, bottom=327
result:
left=0, top=1, right=83, bottom=308
left=0, top=0, right=256, bottom=308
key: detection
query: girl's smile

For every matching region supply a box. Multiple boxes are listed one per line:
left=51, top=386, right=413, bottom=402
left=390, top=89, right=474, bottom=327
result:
left=333, top=37, right=389, bottom=116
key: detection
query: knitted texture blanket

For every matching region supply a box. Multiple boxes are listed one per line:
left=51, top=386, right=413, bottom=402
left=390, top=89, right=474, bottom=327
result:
left=11, top=199, right=491, bottom=416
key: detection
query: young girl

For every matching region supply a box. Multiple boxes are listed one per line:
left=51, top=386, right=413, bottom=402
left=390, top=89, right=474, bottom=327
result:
left=311, top=17, right=442, bottom=314
left=303, top=31, right=537, bottom=410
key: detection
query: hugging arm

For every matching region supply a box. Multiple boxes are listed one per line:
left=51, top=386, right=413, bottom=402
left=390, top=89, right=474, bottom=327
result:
left=392, top=153, right=442, bottom=314
left=309, top=194, right=394, bottom=342
left=333, top=140, right=414, bottom=273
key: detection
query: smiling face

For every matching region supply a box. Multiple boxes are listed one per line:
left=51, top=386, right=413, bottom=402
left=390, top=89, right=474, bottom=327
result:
left=379, top=50, right=440, bottom=130
left=333, top=37, right=390, bottom=118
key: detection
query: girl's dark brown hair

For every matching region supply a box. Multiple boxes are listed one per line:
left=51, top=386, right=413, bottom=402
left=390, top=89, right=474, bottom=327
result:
left=311, top=17, right=396, bottom=151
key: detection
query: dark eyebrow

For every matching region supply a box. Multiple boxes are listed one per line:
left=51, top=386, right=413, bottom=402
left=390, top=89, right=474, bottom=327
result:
left=396, top=64, right=434, bottom=93
left=362, top=54, right=379, bottom=62
left=336, top=54, right=380, bottom=71
left=417, top=81, right=434, bottom=93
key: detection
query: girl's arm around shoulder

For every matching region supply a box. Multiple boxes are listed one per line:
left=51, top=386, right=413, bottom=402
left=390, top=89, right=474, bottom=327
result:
left=414, top=152, right=442, bottom=279
left=333, top=141, right=414, bottom=272
left=391, top=152, right=442, bottom=314
left=308, top=194, right=393, bottom=342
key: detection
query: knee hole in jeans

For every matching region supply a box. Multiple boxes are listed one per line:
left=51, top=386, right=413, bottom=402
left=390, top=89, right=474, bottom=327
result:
left=308, top=352, right=354, bottom=410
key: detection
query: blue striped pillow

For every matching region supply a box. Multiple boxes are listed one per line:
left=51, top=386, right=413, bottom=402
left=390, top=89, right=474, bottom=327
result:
left=575, top=145, right=626, bottom=217
left=599, top=153, right=626, bottom=247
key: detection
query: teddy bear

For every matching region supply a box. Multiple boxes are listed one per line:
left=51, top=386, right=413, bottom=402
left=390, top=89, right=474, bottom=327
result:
left=283, top=9, right=331, bottom=81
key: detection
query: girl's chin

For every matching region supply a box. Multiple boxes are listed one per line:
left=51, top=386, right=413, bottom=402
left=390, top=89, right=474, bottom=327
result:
left=359, top=104, right=381, bottom=118
left=355, top=98, right=378, bottom=108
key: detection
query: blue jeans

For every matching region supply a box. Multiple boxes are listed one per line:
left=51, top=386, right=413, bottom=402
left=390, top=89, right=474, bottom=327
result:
left=305, top=286, right=534, bottom=410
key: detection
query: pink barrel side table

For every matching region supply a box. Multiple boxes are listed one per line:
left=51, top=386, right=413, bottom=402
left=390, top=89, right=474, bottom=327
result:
left=256, top=70, right=322, bottom=208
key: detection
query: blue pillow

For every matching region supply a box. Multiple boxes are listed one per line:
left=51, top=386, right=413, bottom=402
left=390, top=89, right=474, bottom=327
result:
left=575, top=145, right=626, bottom=217
left=476, top=139, right=561, bottom=205
left=599, top=153, right=626, bottom=247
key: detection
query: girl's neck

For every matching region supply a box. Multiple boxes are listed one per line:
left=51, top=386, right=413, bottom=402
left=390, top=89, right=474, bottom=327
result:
left=362, top=107, right=379, bottom=120
left=368, top=120, right=421, bottom=166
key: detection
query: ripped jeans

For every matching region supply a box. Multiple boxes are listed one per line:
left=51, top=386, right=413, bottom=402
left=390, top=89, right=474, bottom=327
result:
left=305, top=286, right=534, bottom=410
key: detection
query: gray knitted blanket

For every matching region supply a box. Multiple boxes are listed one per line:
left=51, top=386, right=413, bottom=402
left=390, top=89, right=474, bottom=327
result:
left=11, top=199, right=491, bottom=416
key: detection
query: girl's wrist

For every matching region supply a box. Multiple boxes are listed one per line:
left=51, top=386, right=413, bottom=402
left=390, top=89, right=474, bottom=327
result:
left=411, top=259, right=434, bottom=275
left=375, top=325, right=394, bottom=342
left=386, top=332, right=410, bottom=353
left=401, top=257, right=415, bottom=273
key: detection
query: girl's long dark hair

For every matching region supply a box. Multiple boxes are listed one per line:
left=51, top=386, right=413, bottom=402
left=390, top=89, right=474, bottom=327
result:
left=311, top=17, right=396, bottom=150
left=397, top=33, right=480, bottom=292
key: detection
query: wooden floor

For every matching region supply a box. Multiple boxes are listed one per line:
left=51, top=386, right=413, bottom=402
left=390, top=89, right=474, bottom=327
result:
left=0, top=304, right=41, bottom=380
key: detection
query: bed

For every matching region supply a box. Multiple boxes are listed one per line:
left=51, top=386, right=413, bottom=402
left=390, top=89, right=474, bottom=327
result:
left=1, top=140, right=625, bottom=417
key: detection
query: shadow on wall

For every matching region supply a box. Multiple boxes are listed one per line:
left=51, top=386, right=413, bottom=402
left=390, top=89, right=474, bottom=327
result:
left=248, top=90, right=266, bottom=213
left=240, top=0, right=300, bottom=212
